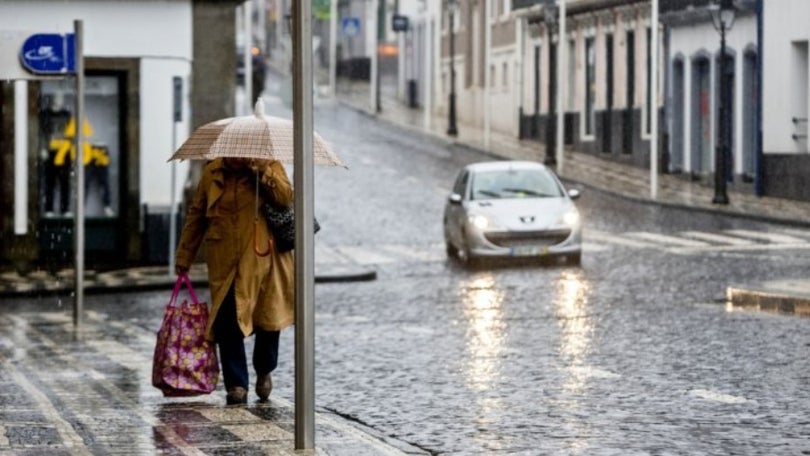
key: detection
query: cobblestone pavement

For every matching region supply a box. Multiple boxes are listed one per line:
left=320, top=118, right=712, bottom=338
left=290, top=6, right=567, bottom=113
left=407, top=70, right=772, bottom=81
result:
left=0, top=300, right=422, bottom=455
left=3, top=73, right=810, bottom=455
left=331, top=76, right=810, bottom=316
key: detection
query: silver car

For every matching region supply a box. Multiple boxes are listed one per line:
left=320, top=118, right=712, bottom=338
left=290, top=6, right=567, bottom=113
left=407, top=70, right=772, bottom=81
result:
left=443, top=161, right=582, bottom=266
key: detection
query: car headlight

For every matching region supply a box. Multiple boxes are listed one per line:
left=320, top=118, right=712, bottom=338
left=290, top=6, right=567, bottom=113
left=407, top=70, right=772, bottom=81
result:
left=562, top=210, right=580, bottom=227
left=468, top=214, right=490, bottom=230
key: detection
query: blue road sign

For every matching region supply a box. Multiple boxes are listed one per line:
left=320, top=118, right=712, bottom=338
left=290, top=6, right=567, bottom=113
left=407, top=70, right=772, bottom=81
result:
left=20, top=33, right=76, bottom=74
left=341, top=17, right=361, bottom=37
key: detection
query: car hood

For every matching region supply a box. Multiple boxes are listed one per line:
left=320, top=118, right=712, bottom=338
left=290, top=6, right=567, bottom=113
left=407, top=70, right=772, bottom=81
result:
left=466, top=198, right=575, bottom=230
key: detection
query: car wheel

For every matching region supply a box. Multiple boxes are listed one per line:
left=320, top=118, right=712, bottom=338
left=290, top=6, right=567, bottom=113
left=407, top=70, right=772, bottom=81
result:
left=456, top=244, right=481, bottom=268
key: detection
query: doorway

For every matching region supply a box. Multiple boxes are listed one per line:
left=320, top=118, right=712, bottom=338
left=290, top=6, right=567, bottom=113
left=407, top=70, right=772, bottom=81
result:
left=742, top=49, right=758, bottom=178
left=671, top=58, right=685, bottom=171
left=691, top=55, right=711, bottom=176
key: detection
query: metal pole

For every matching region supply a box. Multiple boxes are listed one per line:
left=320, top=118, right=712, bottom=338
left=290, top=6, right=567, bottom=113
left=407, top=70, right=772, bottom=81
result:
left=650, top=0, right=659, bottom=199
left=447, top=3, right=458, bottom=136
left=423, top=7, right=433, bottom=131
left=73, top=19, right=85, bottom=327
left=713, top=20, right=729, bottom=204
left=376, top=0, right=383, bottom=113
left=244, top=1, right=254, bottom=111
left=169, top=77, right=181, bottom=277
left=556, top=0, right=566, bottom=173
left=545, top=21, right=557, bottom=166
left=370, top=0, right=379, bottom=113
left=754, top=0, right=763, bottom=196
left=329, top=0, right=338, bottom=96
left=517, top=17, right=525, bottom=141
left=292, top=0, right=316, bottom=449
left=484, top=0, right=491, bottom=150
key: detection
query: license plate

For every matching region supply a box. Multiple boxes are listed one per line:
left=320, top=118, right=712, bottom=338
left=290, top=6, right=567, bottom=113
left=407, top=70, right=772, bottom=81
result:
left=511, top=246, right=548, bottom=256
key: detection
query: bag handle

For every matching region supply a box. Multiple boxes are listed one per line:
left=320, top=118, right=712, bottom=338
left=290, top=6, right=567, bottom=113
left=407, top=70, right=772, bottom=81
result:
left=169, top=273, right=200, bottom=307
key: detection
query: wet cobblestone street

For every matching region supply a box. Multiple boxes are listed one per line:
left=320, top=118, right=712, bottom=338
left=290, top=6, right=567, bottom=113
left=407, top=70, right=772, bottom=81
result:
left=2, top=95, right=810, bottom=455
left=0, top=304, right=415, bottom=455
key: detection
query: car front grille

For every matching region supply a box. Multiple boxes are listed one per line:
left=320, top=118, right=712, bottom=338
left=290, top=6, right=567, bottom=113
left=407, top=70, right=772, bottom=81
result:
left=484, top=229, right=572, bottom=248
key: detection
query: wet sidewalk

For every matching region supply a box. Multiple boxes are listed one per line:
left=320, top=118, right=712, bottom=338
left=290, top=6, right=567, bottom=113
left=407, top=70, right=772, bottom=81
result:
left=0, top=304, right=419, bottom=455
left=0, top=255, right=376, bottom=298
left=333, top=78, right=810, bottom=318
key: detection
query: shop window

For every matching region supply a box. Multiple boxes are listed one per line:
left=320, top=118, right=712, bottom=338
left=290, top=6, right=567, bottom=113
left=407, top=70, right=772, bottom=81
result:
left=39, top=76, right=120, bottom=219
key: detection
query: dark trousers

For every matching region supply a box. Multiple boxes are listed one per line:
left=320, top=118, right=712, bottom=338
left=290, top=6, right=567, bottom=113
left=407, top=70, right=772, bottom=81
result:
left=213, top=286, right=280, bottom=391
left=43, top=150, right=71, bottom=213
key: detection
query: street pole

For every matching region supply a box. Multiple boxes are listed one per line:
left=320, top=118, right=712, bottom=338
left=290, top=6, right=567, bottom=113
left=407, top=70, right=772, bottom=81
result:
left=713, top=18, right=729, bottom=204
left=169, top=76, right=182, bottom=278
left=329, top=0, right=338, bottom=96
left=484, top=0, right=491, bottom=150
left=370, top=0, right=379, bottom=113
left=556, top=0, right=566, bottom=173
left=545, top=16, right=556, bottom=165
left=244, top=1, right=253, bottom=111
left=292, top=0, right=316, bottom=449
left=650, top=0, right=659, bottom=200
left=376, top=0, right=383, bottom=113
left=423, top=5, right=433, bottom=131
left=517, top=17, right=525, bottom=141
left=73, top=19, right=85, bottom=328
left=446, top=1, right=458, bottom=136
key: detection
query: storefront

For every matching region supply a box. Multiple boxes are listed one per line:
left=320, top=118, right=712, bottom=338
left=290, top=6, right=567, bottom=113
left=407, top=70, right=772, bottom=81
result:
left=31, top=64, right=137, bottom=270
left=0, top=1, right=231, bottom=272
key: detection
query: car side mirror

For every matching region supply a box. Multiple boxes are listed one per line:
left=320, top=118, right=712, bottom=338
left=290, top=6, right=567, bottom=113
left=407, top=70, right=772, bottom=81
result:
left=448, top=193, right=462, bottom=205
left=567, top=188, right=581, bottom=200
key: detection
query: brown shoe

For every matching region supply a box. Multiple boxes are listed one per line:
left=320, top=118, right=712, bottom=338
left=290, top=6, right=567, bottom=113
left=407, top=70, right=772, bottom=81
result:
left=226, top=387, right=248, bottom=405
left=256, top=374, right=272, bottom=401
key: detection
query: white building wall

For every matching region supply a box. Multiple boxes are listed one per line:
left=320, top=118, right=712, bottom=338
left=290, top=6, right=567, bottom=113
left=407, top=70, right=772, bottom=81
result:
left=763, top=0, right=810, bottom=154
left=491, top=44, right=518, bottom=134
left=0, top=0, right=193, bottom=207
left=140, top=59, right=191, bottom=207
left=668, top=16, right=756, bottom=174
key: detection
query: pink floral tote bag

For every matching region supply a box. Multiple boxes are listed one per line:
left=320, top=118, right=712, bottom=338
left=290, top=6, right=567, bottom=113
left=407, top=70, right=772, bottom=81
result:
left=152, top=274, right=219, bottom=397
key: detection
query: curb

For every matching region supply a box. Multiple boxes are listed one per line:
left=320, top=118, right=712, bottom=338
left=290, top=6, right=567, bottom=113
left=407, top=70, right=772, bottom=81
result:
left=727, top=284, right=810, bottom=317
left=0, top=266, right=378, bottom=299
left=316, top=269, right=378, bottom=283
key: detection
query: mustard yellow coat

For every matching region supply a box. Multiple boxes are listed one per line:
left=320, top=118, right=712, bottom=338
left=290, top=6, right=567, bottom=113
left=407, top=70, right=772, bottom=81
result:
left=175, top=159, right=294, bottom=341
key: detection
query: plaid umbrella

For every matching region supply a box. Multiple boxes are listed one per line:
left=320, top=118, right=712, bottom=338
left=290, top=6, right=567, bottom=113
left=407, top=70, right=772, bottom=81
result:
left=168, top=99, right=345, bottom=167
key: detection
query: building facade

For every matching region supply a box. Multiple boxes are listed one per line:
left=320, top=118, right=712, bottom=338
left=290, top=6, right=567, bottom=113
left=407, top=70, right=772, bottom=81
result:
left=436, top=0, right=521, bottom=137
left=662, top=0, right=759, bottom=193
left=760, top=0, right=810, bottom=200
left=514, top=0, right=664, bottom=169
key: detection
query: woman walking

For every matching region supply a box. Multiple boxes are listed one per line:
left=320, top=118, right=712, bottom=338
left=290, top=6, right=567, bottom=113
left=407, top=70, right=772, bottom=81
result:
left=175, top=157, right=294, bottom=405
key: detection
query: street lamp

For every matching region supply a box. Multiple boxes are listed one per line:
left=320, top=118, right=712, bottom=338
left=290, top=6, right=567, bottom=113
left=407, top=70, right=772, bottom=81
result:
left=446, top=0, right=458, bottom=136
left=542, top=3, right=558, bottom=165
left=709, top=0, right=736, bottom=205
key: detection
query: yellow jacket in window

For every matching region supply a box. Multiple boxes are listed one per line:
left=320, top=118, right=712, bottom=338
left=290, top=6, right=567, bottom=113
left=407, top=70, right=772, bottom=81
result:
left=175, top=158, right=294, bottom=341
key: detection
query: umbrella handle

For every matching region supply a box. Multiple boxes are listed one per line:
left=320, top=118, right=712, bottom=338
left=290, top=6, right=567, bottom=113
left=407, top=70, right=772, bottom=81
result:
left=254, top=218, right=272, bottom=257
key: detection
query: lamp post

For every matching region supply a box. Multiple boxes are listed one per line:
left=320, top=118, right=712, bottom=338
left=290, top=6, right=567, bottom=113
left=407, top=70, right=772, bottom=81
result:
left=446, top=0, right=458, bottom=136
left=543, top=4, right=558, bottom=165
left=709, top=0, right=735, bottom=205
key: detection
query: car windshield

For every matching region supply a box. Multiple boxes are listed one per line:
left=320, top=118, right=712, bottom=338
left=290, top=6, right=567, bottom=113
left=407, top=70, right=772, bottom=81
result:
left=471, top=168, right=564, bottom=200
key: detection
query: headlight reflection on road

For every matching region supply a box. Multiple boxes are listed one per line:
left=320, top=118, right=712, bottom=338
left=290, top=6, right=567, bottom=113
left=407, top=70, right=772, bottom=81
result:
left=461, top=274, right=506, bottom=393
left=554, top=270, right=594, bottom=394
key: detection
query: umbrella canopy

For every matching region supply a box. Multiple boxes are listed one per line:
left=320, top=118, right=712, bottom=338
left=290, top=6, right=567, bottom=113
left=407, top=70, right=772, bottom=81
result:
left=168, top=99, right=345, bottom=167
